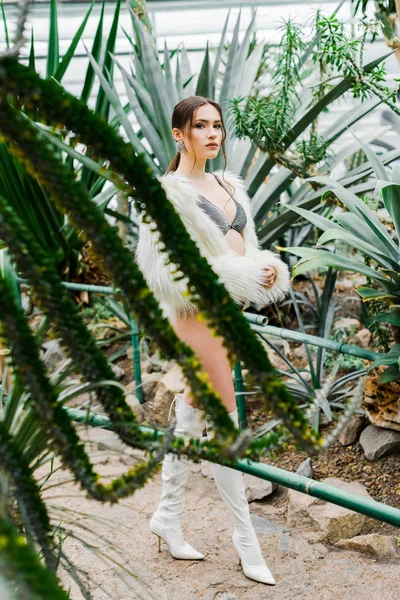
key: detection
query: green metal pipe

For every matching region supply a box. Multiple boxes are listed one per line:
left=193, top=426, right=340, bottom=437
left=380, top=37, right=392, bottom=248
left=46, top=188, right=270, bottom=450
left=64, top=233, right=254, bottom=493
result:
left=129, top=315, right=144, bottom=404
left=249, top=322, right=382, bottom=362
left=16, top=277, right=116, bottom=295
left=65, top=407, right=400, bottom=528
left=233, top=361, right=248, bottom=429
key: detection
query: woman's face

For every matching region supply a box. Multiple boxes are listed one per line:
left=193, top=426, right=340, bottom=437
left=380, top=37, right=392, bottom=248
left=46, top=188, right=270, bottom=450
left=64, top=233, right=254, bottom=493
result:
left=175, top=103, right=223, bottom=159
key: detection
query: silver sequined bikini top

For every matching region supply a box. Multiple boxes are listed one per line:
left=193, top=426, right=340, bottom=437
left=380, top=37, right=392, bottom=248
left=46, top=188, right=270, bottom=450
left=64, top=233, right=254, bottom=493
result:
left=197, top=174, right=247, bottom=235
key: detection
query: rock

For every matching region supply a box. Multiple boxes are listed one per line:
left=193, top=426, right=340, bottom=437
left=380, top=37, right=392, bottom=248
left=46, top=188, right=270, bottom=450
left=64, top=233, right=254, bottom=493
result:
left=359, top=425, right=400, bottom=461
left=353, top=328, right=372, bottom=349
left=243, top=473, right=277, bottom=502
left=148, top=364, right=186, bottom=426
left=335, top=534, right=397, bottom=558
left=287, top=477, right=375, bottom=543
left=157, top=363, right=186, bottom=395
left=250, top=514, right=287, bottom=534
left=339, top=415, right=368, bottom=446
left=111, top=363, right=125, bottom=379
left=296, top=457, right=313, bottom=479
left=333, top=318, right=361, bottom=332
left=125, top=393, right=146, bottom=422
left=42, top=339, right=65, bottom=368
left=362, top=372, right=400, bottom=431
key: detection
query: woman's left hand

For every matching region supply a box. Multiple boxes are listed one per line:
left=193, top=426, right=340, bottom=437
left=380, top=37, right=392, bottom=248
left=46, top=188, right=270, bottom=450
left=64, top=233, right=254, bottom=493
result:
left=262, top=266, right=277, bottom=288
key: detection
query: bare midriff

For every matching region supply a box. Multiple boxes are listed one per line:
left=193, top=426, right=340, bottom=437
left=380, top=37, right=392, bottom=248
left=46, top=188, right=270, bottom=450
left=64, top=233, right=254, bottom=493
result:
left=225, top=229, right=245, bottom=256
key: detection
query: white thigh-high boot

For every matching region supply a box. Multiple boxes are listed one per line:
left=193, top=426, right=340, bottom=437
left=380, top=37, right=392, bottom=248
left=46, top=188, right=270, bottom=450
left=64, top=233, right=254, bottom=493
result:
left=206, top=410, right=276, bottom=585
left=150, top=394, right=206, bottom=560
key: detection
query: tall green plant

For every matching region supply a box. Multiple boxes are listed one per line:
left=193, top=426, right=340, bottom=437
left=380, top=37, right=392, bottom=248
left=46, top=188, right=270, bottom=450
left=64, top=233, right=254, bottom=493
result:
left=281, top=138, right=400, bottom=381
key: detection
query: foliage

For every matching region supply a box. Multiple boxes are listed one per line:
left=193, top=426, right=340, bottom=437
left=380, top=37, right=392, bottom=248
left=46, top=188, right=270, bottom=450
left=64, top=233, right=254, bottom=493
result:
left=227, top=12, right=400, bottom=255
left=260, top=271, right=366, bottom=431
left=0, top=0, right=131, bottom=278
left=282, top=138, right=400, bottom=382
left=0, top=45, right=327, bottom=591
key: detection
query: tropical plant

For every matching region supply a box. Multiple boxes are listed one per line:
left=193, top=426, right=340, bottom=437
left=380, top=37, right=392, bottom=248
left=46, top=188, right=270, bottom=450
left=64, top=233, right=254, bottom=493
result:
left=228, top=12, right=400, bottom=253
left=281, top=136, right=400, bottom=381
left=0, top=0, right=135, bottom=279
left=0, top=5, right=336, bottom=587
left=255, top=270, right=367, bottom=432
left=351, top=0, right=400, bottom=60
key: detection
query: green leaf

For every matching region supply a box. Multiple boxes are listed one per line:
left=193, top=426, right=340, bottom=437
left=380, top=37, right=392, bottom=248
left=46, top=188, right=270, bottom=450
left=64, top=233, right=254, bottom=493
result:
left=278, top=246, right=321, bottom=259
left=379, top=365, right=400, bottom=384
left=28, top=28, right=35, bottom=71
left=128, top=10, right=175, bottom=158
left=53, top=0, right=95, bottom=82
left=196, top=41, right=214, bottom=98
left=379, top=176, right=400, bottom=244
left=291, top=250, right=390, bottom=283
left=356, top=286, right=398, bottom=302
left=370, top=308, right=400, bottom=327
left=80, top=0, right=105, bottom=104
left=163, top=41, right=179, bottom=109
left=96, top=0, right=121, bottom=121
left=47, top=0, right=60, bottom=78
left=369, top=345, right=400, bottom=370
left=84, top=46, right=155, bottom=170
left=308, top=175, right=400, bottom=260
left=213, top=9, right=231, bottom=82
left=317, top=228, right=397, bottom=269
left=1, top=0, right=10, bottom=48
left=351, top=132, right=388, bottom=182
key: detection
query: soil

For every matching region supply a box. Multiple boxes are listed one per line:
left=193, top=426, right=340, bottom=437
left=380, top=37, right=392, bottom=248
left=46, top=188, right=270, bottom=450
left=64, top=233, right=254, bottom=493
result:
left=43, top=271, right=400, bottom=598
left=52, top=424, right=400, bottom=600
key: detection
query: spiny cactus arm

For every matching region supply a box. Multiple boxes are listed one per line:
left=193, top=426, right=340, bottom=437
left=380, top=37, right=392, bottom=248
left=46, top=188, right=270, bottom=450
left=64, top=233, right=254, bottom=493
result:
left=0, top=274, right=169, bottom=502
left=0, top=516, right=69, bottom=598
left=0, top=270, right=286, bottom=511
left=0, top=420, right=55, bottom=570
left=0, top=62, right=320, bottom=451
left=0, top=194, right=141, bottom=439
left=0, top=105, right=237, bottom=440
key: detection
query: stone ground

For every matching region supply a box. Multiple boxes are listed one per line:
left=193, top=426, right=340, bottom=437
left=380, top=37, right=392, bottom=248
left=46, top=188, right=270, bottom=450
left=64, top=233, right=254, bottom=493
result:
left=48, top=427, right=400, bottom=600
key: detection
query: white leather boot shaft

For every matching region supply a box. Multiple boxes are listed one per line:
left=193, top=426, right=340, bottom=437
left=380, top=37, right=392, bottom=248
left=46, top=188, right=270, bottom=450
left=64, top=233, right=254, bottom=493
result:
left=206, top=410, right=275, bottom=585
left=150, top=395, right=205, bottom=560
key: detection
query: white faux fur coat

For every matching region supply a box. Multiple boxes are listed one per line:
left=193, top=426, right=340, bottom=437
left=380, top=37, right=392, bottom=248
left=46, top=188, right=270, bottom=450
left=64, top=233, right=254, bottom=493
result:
left=135, top=169, right=291, bottom=322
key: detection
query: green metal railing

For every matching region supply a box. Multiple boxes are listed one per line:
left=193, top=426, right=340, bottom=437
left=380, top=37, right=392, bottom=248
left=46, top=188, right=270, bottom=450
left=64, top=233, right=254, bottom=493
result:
left=65, top=406, right=400, bottom=528
left=17, top=278, right=399, bottom=528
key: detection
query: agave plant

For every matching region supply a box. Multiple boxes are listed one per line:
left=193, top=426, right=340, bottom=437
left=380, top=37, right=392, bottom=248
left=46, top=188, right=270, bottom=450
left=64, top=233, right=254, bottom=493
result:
left=227, top=12, right=400, bottom=254
left=254, top=269, right=367, bottom=432
left=0, top=0, right=135, bottom=278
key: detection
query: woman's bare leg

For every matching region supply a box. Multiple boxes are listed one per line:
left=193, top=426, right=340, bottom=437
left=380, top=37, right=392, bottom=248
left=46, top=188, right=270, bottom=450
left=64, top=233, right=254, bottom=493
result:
left=171, top=313, right=236, bottom=413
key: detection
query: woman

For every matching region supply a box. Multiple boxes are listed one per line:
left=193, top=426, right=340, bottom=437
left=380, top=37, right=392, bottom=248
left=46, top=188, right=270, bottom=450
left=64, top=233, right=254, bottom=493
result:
left=135, top=96, right=291, bottom=586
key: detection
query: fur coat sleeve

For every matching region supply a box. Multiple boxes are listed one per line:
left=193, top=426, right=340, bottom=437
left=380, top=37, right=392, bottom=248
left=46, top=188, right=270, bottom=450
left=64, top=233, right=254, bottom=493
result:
left=134, top=169, right=291, bottom=321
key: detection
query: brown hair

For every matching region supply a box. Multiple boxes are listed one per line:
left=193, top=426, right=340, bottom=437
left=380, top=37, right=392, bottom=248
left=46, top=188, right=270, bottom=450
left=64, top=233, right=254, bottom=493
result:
left=166, top=96, right=229, bottom=179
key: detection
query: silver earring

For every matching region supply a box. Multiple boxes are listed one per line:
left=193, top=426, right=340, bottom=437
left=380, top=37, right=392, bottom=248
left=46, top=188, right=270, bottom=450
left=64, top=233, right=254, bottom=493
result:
left=176, top=140, right=186, bottom=153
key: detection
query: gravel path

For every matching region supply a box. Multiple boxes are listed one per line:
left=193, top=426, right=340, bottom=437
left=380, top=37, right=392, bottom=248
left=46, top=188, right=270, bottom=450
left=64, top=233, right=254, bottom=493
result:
left=48, top=427, right=400, bottom=600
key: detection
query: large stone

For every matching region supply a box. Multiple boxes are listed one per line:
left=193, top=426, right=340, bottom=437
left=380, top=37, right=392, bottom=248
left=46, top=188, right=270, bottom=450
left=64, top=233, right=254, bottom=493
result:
left=333, top=318, right=361, bottom=332
left=353, top=328, right=372, bottom=349
left=335, top=534, right=397, bottom=558
left=338, top=415, right=368, bottom=446
left=147, top=363, right=186, bottom=426
left=295, top=457, right=313, bottom=479
left=287, top=477, right=375, bottom=544
left=42, top=339, right=65, bottom=369
left=359, top=424, right=400, bottom=461
left=243, top=473, right=277, bottom=502
left=362, top=373, right=400, bottom=431
left=111, top=363, right=125, bottom=379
